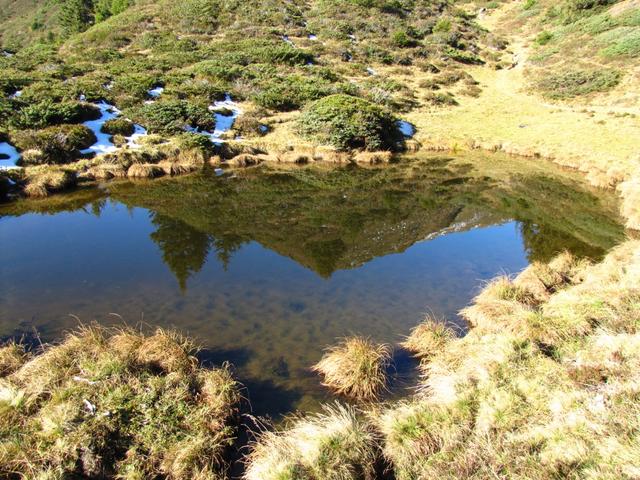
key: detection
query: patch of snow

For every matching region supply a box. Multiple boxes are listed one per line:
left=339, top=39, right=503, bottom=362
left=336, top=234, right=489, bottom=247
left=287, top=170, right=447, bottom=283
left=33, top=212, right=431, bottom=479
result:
left=397, top=120, right=415, bottom=137
left=190, top=94, right=242, bottom=144
left=81, top=100, right=148, bottom=155
left=126, top=123, right=148, bottom=149
left=366, top=67, right=377, bottom=76
left=0, top=142, right=21, bottom=169
left=214, top=168, right=224, bottom=176
left=79, top=94, right=86, bottom=101
left=282, top=35, right=296, bottom=47
left=81, top=101, right=121, bottom=155
left=104, top=81, right=113, bottom=90
left=10, top=90, right=22, bottom=99
left=2, top=50, right=13, bottom=57
left=308, top=34, right=318, bottom=41
left=348, top=34, right=356, bottom=41
left=148, top=86, right=164, bottom=98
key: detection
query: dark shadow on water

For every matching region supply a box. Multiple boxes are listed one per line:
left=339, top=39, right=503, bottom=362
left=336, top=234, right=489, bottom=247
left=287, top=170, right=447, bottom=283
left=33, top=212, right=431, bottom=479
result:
left=196, top=346, right=252, bottom=370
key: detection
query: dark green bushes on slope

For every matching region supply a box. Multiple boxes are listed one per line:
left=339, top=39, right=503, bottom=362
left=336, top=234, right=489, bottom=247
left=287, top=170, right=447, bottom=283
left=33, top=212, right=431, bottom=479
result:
left=11, top=101, right=101, bottom=129
left=298, top=94, right=401, bottom=151
left=536, top=69, right=622, bottom=99
left=13, top=124, right=97, bottom=165
left=136, top=101, right=215, bottom=135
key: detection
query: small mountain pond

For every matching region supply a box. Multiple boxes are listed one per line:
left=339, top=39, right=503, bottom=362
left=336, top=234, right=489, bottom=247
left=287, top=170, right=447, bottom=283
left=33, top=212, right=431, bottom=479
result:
left=0, top=152, right=626, bottom=417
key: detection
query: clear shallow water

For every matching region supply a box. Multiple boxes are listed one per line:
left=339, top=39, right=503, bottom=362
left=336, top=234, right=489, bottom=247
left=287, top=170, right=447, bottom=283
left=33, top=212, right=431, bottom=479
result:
left=0, top=154, right=625, bottom=416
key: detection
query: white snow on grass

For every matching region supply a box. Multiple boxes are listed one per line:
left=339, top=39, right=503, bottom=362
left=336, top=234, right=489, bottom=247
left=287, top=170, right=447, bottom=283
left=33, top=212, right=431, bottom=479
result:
left=397, top=120, right=415, bottom=137
left=366, top=67, right=378, bottom=76
left=188, top=94, right=242, bottom=144
left=81, top=101, right=148, bottom=155
left=148, top=86, right=164, bottom=98
left=10, top=90, right=22, bottom=99
left=81, top=101, right=121, bottom=155
left=308, top=34, right=318, bottom=40
left=0, top=142, right=20, bottom=169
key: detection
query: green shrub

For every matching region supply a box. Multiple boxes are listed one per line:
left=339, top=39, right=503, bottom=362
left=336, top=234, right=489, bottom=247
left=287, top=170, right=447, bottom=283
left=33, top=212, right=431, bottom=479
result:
left=12, top=101, right=101, bottom=129
left=537, top=69, right=622, bottom=98
left=433, top=18, right=452, bottom=33
left=599, top=28, right=640, bottom=57
left=176, top=132, right=215, bottom=152
left=392, top=30, right=417, bottom=48
left=101, top=117, right=135, bottom=136
left=137, top=101, right=214, bottom=135
left=14, top=124, right=97, bottom=165
left=297, top=94, right=401, bottom=151
left=425, top=92, right=459, bottom=106
left=536, top=31, right=553, bottom=45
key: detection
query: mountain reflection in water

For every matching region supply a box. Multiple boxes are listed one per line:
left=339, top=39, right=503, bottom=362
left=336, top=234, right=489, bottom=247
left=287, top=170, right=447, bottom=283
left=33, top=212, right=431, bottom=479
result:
left=0, top=154, right=625, bottom=415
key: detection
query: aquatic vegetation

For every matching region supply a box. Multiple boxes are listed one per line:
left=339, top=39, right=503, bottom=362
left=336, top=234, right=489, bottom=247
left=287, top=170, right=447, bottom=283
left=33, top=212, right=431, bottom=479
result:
left=0, top=325, right=240, bottom=479
left=244, top=403, right=378, bottom=480
left=312, top=337, right=391, bottom=400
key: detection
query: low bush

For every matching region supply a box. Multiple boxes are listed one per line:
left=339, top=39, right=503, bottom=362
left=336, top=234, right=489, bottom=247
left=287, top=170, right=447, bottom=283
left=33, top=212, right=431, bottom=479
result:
left=298, top=94, right=401, bottom=151
left=536, top=69, right=622, bottom=98
left=101, top=117, right=135, bottom=136
left=12, top=101, right=101, bottom=129
left=13, top=124, right=97, bottom=165
left=425, top=92, right=459, bottom=106
left=137, top=101, right=214, bottom=135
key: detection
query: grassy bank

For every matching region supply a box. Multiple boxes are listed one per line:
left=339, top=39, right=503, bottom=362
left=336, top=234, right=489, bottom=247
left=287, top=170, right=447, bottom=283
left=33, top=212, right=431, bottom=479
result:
left=245, top=240, right=640, bottom=479
left=0, top=326, right=240, bottom=479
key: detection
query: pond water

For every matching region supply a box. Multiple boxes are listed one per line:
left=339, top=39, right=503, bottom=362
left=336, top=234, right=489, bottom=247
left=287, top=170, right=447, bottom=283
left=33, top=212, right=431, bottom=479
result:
left=0, top=153, right=625, bottom=417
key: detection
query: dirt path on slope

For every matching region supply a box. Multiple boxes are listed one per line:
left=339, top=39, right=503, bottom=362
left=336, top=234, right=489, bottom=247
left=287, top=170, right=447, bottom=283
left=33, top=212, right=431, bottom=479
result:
left=402, top=2, right=639, bottom=188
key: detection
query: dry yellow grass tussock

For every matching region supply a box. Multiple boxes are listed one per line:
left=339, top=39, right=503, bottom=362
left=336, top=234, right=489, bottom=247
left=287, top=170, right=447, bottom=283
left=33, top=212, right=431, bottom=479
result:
left=127, top=163, right=165, bottom=178
left=244, top=403, right=377, bottom=480
left=401, top=319, right=456, bottom=360
left=313, top=337, right=391, bottom=400
left=380, top=240, right=640, bottom=479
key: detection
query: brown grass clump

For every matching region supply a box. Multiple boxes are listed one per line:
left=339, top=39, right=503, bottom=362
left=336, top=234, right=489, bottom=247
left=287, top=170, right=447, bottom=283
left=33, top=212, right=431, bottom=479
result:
left=0, top=325, right=240, bottom=479
left=353, top=151, right=393, bottom=164
left=0, top=342, right=27, bottom=377
left=244, top=403, right=378, bottom=480
left=401, top=319, right=455, bottom=359
left=127, top=163, right=165, bottom=178
left=379, top=241, right=640, bottom=479
left=87, top=163, right=128, bottom=180
left=279, top=151, right=313, bottom=164
left=135, top=329, right=198, bottom=373
left=24, top=169, right=77, bottom=198
left=227, top=154, right=264, bottom=168
left=312, top=337, right=391, bottom=400
left=314, top=146, right=352, bottom=163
